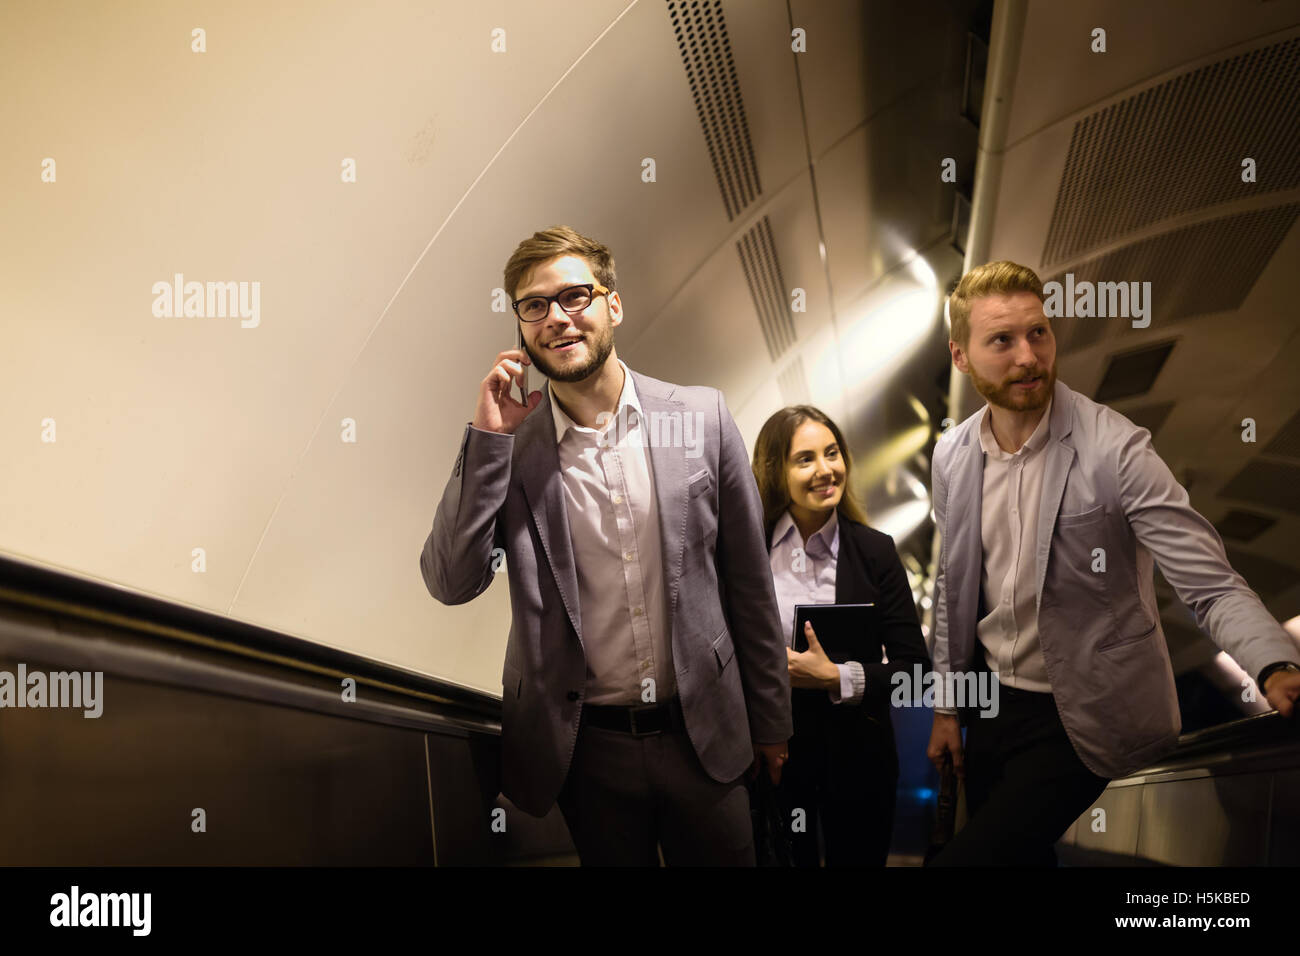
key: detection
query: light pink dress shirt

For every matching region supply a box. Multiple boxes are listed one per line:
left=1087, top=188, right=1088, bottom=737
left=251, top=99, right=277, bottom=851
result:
left=769, top=508, right=865, bottom=705
left=550, top=360, right=675, bottom=706
left=975, top=398, right=1054, bottom=692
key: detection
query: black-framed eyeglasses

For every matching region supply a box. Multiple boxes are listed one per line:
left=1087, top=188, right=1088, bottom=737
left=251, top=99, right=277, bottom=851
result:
left=512, top=283, right=610, bottom=323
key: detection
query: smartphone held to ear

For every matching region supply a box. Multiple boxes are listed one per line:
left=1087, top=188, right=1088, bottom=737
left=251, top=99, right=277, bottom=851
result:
left=516, top=329, right=531, bottom=405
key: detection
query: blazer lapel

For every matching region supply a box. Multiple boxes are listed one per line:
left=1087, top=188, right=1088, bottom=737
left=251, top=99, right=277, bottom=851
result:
left=946, top=423, right=986, bottom=633
left=518, top=384, right=583, bottom=647
left=834, top=520, right=860, bottom=604
left=1035, top=383, right=1077, bottom=613
left=631, top=371, right=689, bottom=625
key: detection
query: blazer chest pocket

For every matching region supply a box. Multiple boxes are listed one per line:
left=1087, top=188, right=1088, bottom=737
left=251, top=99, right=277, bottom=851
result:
left=711, top=628, right=734, bottom=672
left=1056, top=504, right=1105, bottom=528
left=687, top=470, right=712, bottom=499
left=688, top=470, right=716, bottom=547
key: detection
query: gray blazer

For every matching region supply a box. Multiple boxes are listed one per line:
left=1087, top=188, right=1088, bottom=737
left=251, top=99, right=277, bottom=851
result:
left=420, top=369, right=793, bottom=817
left=932, top=378, right=1299, bottom=778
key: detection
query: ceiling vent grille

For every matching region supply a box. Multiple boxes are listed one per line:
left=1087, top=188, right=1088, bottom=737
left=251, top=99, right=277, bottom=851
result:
left=1214, top=509, right=1277, bottom=544
left=1044, top=203, right=1299, bottom=337
left=737, top=216, right=795, bottom=361
left=1223, top=547, right=1296, bottom=601
left=1042, top=35, right=1300, bottom=265
left=1094, top=340, right=1176, bottom=403
left=668, top=0, right=762, bottom=220
left=1219, top=458, right=1300, bottom=517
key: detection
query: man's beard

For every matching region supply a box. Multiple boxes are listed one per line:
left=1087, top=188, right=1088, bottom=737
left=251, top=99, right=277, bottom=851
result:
left=969, top=360, right=1057, bottom=411
left=523, top=321, right=615, bottom=383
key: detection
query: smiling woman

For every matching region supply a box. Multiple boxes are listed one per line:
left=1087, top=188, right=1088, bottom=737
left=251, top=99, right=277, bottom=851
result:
left=751, top=404, right=930, bottom=867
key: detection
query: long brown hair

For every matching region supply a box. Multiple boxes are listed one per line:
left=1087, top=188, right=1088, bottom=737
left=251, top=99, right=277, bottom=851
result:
left=752, top=405, right=868, bottom=544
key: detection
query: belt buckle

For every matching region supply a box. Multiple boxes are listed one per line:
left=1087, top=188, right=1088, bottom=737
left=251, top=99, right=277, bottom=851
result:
left=627, top=703, right=661, bottom=736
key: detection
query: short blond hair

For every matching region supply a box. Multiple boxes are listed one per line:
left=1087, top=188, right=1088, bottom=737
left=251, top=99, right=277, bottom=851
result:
left=948, top=260, right=1045, bottom=347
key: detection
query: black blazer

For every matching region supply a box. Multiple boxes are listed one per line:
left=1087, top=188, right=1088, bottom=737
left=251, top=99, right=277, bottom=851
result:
left=770, top=515, right=932, bottom=779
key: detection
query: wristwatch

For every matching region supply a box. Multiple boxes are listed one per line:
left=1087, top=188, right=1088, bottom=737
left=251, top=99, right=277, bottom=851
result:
left=1257, top=661, right=1300, bottom=689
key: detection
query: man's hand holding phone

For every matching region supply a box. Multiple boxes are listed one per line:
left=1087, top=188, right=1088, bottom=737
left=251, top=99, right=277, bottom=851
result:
left=927, top=712, right=965, bottom=780
left=472, top=349, right=543, bottom=435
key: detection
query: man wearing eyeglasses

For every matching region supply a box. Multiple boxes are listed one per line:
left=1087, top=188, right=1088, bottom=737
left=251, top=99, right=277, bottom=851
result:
left=420, top=225, right=792, bottom=865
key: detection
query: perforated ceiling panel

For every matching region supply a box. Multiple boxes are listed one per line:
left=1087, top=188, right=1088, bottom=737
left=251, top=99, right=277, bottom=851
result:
left=737, top=215, right=795, bottom=361
left=668, top=0, right=763, bottom=220
left=1042, top=35, right=1300, bottom=266
left=1120, top=400, right=1176, bottom=439
left=1044, top=203, right=1299, bottom=331
left=1262, top=407, right=1300, bottom=461
left=1051, top=309, right=1113, bottom=355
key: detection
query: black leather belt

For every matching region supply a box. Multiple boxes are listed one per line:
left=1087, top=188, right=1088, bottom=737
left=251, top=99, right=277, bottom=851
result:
left=996, top=682, right=1053, bottom=701
left=582, top=697, right=684, bottom=736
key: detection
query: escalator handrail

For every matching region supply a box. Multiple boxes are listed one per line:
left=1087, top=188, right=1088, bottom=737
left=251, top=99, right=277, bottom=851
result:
left=0, top=551, right=502, bottom=721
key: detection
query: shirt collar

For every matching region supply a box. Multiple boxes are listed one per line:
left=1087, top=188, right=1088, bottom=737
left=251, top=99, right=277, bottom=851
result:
left=978, top=396, right=1053, bottom=459
left=550, top=359, right=644, bottom=444
left=771, top=507, right=840, bottom=557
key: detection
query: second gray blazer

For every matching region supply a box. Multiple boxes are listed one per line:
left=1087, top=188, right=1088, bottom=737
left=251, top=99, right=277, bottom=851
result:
left=420, top=369, right=793, bottom=817
left=932, top=378, right=1299, bottom=779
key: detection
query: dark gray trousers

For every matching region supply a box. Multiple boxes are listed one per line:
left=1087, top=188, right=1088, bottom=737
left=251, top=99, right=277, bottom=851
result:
left=555, top=716, right=755, bottom=866
left=928, top=683, right=1111, bottom=866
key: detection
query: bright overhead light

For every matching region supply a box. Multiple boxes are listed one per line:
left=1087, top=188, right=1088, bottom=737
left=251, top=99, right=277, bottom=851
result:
left=871, top=498, right=932, bottom=542
left=839, top=283, right=938, bottom=385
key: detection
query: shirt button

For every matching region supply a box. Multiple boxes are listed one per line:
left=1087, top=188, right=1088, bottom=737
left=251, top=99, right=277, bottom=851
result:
left=624, top=551, right=633, bottom=562
left=612, top=494, right=623, bottom=504
left=633, top=607, right=643, bottom=617
left=640, top=659, right=650, bottom=670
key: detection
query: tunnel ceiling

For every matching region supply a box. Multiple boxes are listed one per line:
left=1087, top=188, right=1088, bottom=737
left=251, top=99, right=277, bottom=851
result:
left=2, top=0, right=1296, bottom=691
